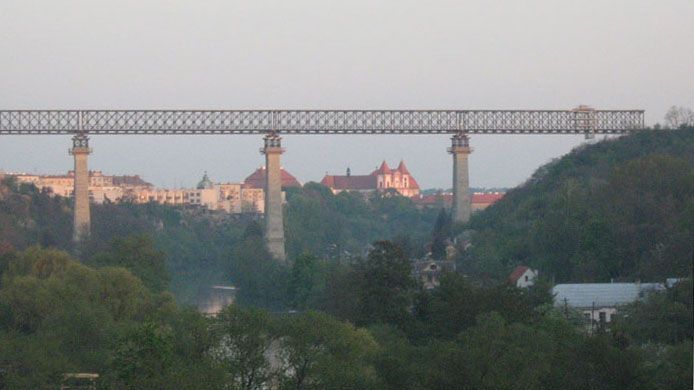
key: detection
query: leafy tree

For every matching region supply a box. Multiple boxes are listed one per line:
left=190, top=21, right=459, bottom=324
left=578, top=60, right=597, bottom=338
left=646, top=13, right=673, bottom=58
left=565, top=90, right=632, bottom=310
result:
left=90, top=234, right=170, bottom=293
left=110, top=322, right=175, bottom=389
left=612, top=288, right=693, bottom=345
left=289, top=253, right=326, bottom=310
left=430, top=208, right=451, bottom=260
left=230, top=224, right=290, bottom=309
left=318, top=263, right=361, bottom=322
left=465, top=128, right=694, bottom=283
left=641, top=341, right=693, bottom=390
left=664, top=106, right=694, bottom=129
left=276, top=311, right=380, bottom=390
left=416, top=273, right=538, bottom=340
left=368, top=324, right=424, bottom=390
left=353, top=241, right=415, bottom=327
left=211, top=305, right=277, bottom=390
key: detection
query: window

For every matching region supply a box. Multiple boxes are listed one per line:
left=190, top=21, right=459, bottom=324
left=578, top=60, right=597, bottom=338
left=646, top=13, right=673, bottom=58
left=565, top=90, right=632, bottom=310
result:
left=599, top=312, right=606, bottom=323
left=524, top=275, right=529, bottom=282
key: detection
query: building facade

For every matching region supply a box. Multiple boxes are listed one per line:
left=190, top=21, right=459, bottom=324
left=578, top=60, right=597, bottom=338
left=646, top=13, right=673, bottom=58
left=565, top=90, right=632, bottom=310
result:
left=6, top=168, right=300, bottom=214
left=321, top=160, right=420, bottom=197
left=553, top=282, right=666, bottom=331
left=9, top=171, right=153, bottom=204
left=508, top=265, right=539, bottom=288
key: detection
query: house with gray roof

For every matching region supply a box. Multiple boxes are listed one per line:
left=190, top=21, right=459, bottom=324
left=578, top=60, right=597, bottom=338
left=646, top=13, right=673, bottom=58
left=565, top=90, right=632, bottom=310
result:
left=552, top=282, right=665, bottom=327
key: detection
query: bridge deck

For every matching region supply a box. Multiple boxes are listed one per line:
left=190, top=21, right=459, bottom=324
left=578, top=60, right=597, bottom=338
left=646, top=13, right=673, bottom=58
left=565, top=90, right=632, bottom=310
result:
left=0, top=109, right=644, bottom=135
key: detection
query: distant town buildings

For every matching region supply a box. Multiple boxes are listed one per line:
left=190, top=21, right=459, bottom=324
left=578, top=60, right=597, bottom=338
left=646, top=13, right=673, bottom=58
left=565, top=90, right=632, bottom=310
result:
left=321, top=160, right=420, bottom=198
left=4, top=167, right=301, bottom=214
left=129, top=172, right=267, bottom=213
left=9, top=171, right=152, bottom=204
left=4, top=160, right=504, bottom=214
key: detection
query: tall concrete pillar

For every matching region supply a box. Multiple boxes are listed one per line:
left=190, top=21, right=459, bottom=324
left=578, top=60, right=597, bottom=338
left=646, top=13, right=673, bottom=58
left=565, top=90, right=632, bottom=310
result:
left=70, top=133, right=92, bottom=242
left=261, top=133, right=286, bottom=261
left=448, top=133, right=472, bottom=223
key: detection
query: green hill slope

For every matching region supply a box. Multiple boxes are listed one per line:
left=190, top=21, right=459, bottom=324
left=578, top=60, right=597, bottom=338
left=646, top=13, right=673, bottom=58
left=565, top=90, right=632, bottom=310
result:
left=463, top=128, right=694, bottom=283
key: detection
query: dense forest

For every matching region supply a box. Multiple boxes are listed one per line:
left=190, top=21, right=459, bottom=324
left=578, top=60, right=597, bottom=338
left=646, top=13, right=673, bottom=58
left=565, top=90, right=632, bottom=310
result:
left=0, top=177, right=438, bottom=305
left=0, top=127, right=692, bottom=388
left=1, top=244, right=691, bottom=388
left=463, top=128, right=694, bottom=283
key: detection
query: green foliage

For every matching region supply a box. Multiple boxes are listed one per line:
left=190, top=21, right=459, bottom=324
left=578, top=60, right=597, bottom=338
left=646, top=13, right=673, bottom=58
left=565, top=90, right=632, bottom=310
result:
left=230, top=224, right=290, bottom=308
left=612, top=282, right=693, bottom=345
left=0, top=177, right=72, bottom=251
left=430, top=208, right=451, bottom=260
left=1, top=172, right=438, bottom=308
left=212, top=305, right=277, bottom=390
left=414, top=273, right=538, bottom=339
left=1, top=130, right=693, bottom=388
left=276, top=311, right=381, bottom=390
left=352, top=241, right=416, bottom=327
left=110, top=322, right=175, bottom=388
left=0, top=248, right=159, bottom=386
left=289, top=253, right=327, bottom=310
left=90, top=234, right=170, bottom=293
left=465, top=128, right=694, bottom=283
left=368, top=324, right=423, bottom=390
left=0, top=246, right=690, bottom=389
left=640, top=341, right=693, bottom=390
left=285, top=183, right=437, bottom=260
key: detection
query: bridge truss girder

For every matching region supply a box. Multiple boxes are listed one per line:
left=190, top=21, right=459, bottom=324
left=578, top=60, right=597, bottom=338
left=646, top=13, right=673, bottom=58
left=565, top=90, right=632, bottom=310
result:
left=0, top=109, right=644, bottom=135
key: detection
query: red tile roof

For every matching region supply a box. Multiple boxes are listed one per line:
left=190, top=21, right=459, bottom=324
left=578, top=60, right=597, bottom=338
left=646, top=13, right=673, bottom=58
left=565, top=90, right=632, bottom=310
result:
left=244, top=167, right=301, bottom=189
left=508, top=265, right=530, bottom=283
left=374, top=160, right=391, bottom=175
left=473, top=193, right=504, bottom=204
left=415, top=193, right=453, bottom=206
left=395, top=160, right=411, bottom=175
left=322, top=160, right=420, bottom=192
left=414, top=192, right=505, bottom=207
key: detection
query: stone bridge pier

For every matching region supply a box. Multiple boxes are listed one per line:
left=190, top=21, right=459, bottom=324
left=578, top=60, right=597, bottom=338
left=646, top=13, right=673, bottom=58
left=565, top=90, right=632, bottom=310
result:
left=448, top=133, right=472, bottom=224
left=70, top=133, right=91, bottom=242
left=261, top=133, right=286, bottom=261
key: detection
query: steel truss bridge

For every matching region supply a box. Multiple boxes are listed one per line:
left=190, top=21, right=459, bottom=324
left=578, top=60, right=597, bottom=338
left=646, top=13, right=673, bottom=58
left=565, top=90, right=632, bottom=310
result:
left=0, top=106, right=646, bottom=259
left=0, top=109, right=644, bottom=135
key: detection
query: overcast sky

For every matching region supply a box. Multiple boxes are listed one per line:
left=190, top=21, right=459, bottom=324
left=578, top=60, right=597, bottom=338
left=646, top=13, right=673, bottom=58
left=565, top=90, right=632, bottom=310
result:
left=1, top=0, right=692, bottom=189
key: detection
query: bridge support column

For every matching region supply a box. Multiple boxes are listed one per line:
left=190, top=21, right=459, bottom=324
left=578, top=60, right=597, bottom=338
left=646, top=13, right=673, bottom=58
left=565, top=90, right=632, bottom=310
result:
left=261, top=133, right=286, bottom=261
left=70, top=133, right=92, bottom=242
left=448, top=133, right=472, bottom=224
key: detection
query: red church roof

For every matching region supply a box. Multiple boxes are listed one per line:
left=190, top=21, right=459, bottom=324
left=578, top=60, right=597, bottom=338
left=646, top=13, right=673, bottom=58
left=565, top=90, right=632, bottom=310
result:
left=396, top=160, right=411, bottom=175
left=322, top=160, right=420, bottom=194
left=244, top=167, right=301, bottom=189
left=375, top=160, right=391, bottom=175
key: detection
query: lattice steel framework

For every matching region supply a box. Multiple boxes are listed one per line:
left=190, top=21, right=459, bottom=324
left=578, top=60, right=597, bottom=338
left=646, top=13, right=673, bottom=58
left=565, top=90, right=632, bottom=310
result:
left=0, top=109, right=644, bottom=135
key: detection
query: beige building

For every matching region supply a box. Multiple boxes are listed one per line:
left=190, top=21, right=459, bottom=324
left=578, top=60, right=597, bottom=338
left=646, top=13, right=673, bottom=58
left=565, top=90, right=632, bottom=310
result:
left=127, top=172, right=269, bottom=214
left=7, top=169, right=297, bottom=215
left=10, top=171, right=152, bottom=204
